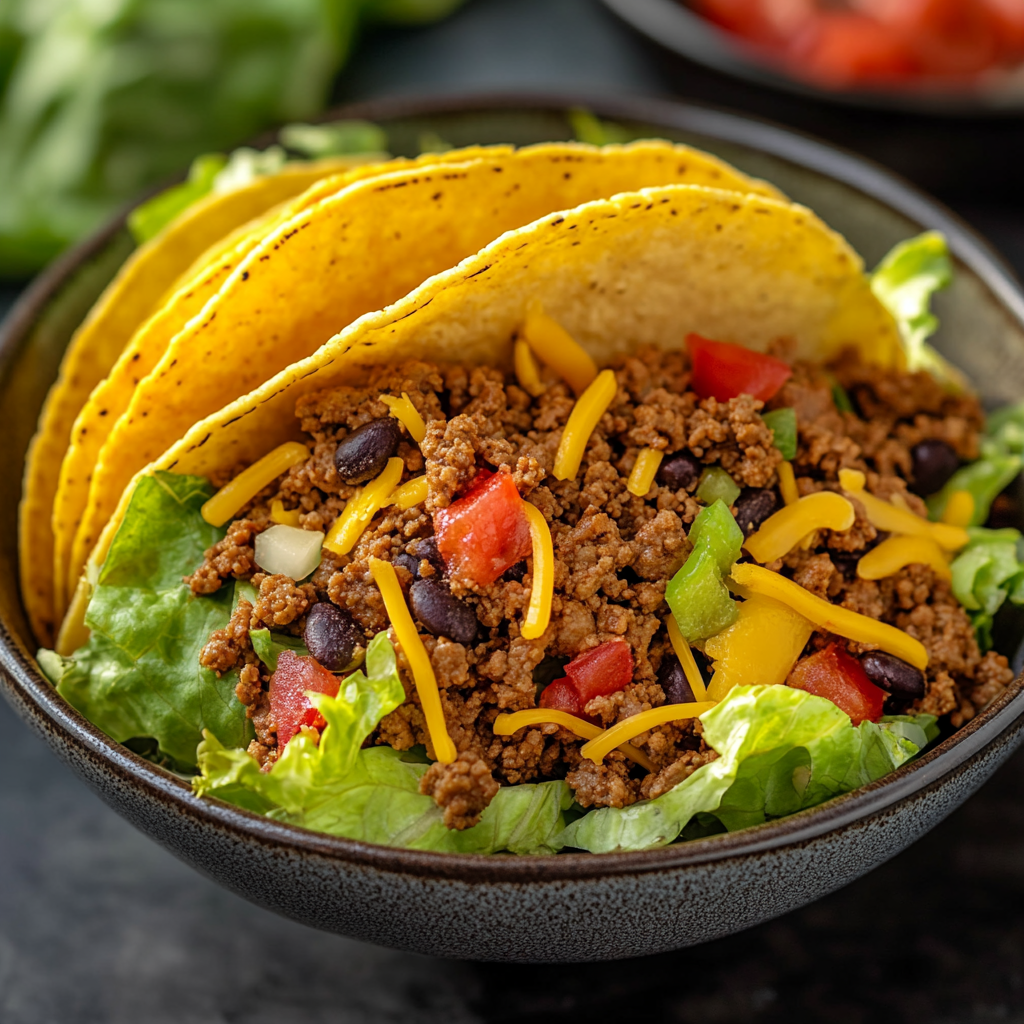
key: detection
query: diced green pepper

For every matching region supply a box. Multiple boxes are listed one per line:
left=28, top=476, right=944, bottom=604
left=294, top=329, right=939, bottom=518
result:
left=696, top=466, right=741, bottom=506
left=689, top=499, right=744, bottom=575
left=762, top=407, right=797, bottom=460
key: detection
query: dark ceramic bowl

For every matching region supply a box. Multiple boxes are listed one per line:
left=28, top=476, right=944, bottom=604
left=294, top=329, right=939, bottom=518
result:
left=3, top=94, right=1024, bottom=963
left=601, top=0, right=1024, bottom=116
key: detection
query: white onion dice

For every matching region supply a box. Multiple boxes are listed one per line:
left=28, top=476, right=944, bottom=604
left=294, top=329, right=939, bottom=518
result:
left=254, top=524, right=323, bottom=580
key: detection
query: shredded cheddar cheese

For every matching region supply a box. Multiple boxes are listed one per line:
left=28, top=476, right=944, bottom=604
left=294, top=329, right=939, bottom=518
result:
left=627, top=447, right=664, bottom=498
left=380, top=393, right=426, bottom=443
left=522, top=300, right=597, bottom=395
left=521, top=502, right=553, bottom=640
left=493, top=709, right=655, bottom=772
left=390, top=475, right=428, bottom=510
left=369, top=557, right=456, bottom=764
left=857, top=534, right=951, bottom=580
left=942, top=489, right=975, bottom=528
left=744, top=491, right=855, bottom=563
left=324, top=458, right=404, bottom=556
left=270, top=499, right=302, bottom=528
left=730, top=562, right=929, bottom=669
left=839, top=468, right=866, bottom=492
left=201, top=442, right=309, bottom=527
left=579, top=702, right=717, bottom=765
left=554, top=369, right=618, bottom=481
left=666, top=614, right=708, bottom=701
left=513, top=339, right=547, bottom=398
left=777, top=460, right=800, bottom=506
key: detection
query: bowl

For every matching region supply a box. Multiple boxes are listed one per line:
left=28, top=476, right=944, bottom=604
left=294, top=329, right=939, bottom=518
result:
left=600, top=0, right=1024, bottom=116
left=3, top=93, right=1024, bottom=963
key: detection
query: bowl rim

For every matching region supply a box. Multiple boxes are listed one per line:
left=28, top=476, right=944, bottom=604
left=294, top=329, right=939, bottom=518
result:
left=3, top=90, right=1024, bottom=884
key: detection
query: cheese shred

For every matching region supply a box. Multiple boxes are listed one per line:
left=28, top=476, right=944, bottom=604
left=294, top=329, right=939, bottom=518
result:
left=627, top=447, right=664, bottom=497
left=554, top=369, right=618, bottom=481
left=857, top=534, right=951, bottom=580
left=380, top=393, right=426, bottom=443
left=369, top=557, right=456, bottom=764
left=324, top=458, right=404, bottom=556
left=744, top=491, right=855, bottom=563
left=492, top=709, right=656, bottom=772
left=580, top=702, right=717, bottom=765
left=730, top=562, right=929, bottom=669
left=270, top=499, right=302, bottom=528
left=666, top=615, right=708, bottom=701
left=521, top=502, right=553, bottom=640
left=201, top=442, right=309, bottom=527
left=777, top=460, right=800, bottom=506
left=942, top=489, right=975, bottom=528
left=513, top=339, right=547, bottom=398
left=522, top=300, right=598, bottom=396
left=390, top=475, right=428, bottom=510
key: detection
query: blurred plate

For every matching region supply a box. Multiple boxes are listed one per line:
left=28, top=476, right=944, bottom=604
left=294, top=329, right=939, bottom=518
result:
left=601, top=0, right=1024, bottom=116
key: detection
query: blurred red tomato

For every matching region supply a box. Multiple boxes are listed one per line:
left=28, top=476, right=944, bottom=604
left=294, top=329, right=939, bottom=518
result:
left=789, top=13, right=919, bottom=86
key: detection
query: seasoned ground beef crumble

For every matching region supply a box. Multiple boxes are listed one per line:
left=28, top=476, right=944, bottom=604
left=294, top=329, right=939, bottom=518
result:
left=189, top=348, right=1014, bottom=828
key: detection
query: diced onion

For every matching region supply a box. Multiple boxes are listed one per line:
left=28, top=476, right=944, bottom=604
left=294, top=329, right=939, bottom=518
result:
left=369, top=556, right=456, bottom=764
left=380, top=393, right=426, bottom=443
left=579, top=702, right=717, bottom=765
left=390, top=475, right=428, bottom=510
left=627, top=447, right=664, bottom=498
left=744, top=492, right=855, bottom=563
left=323, top=457, right=404, bottom=556
left=522, top=300, right=597, bottom=396
left=665, top=614, right=708, bottom=701
left=492, top=709, right=655, bottom=772
left=521, top=502, right=553, bottom=640
left=856, top=534, right=951, bottom=580
left=254, top=524, right=323, bottom=580
left=201, top=442, right=308, bottom=527
left=553, top=369, right=618, bottom=481
left=513, top=339, right=547, bottom=398
left=777, top=460, right=800, bottom=506
left=730, top=562, right=928, bottom=669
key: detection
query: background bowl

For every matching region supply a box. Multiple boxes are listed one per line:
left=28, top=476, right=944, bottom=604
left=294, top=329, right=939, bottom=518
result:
left=3, top=94, right=1024, bottom=962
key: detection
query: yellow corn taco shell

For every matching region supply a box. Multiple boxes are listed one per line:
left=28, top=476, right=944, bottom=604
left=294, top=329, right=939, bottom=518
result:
left=62, top=141, right=781, bottom=611
left=58, top=184, right=900, bottom=652
left=21, top=155, right=377, bottom=645
left=47, top=146, right=514, bottom=628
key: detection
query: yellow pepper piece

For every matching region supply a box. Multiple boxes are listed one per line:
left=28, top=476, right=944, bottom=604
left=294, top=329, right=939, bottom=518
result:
left=856, top=534, right=951, bottom=580
left=942, top=489, right=975, bottom=528
left=777, top=460, right=800, bottom=506
left=380, top=393, right=426, bottom=444
left=522, top=300, right=598, bottom=396
left=744, top=492, right=855, bottom=564
left=270, top=499, right=302, bottom=528
left=390, top=475, right=428, bottom=510
left=580, top=702, right=717, bottom=765
left=513, top=339, right=547, bottom=398
left=704, top=594, right=814, bottom=702
left=730, top=562, right=929, bottom=670
left=201, top=442, right=308, bottom=527
left=324, top=457, right=404, bottom=556
left=627, top=447, right=664, bottom=498
left=553, top=369, right=618, bottom=482
left=493, top=710, right=655, bottom=772
left=521, top=502, right=553, bottom=641
left=369, top=557, right=456, bottom=764
left=839, top=468, right=866, bottom=492
left=666, top=614, right=708, bottom=701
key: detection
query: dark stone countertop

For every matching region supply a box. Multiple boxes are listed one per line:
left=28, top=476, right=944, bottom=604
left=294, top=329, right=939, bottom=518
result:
left=3, top=1, right=1024, bottom=1019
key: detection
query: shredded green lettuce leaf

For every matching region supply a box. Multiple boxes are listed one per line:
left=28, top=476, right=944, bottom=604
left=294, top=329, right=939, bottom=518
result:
left=557, top=685, right=929, bottom=853
left=38, top=472, right=251, bottom=767
left=950, top=527, right=1024, bottom=648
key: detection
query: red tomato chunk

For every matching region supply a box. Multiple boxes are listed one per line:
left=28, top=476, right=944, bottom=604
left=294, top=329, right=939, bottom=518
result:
left=686, top=334, right=792, bottom=404
left=565, top=639, right=635, bottom=705
left=539, top=677, right=584, bottom=718
left=434, top=469, right=532, bottom=587
left=270, top=650, right=340, bottom=748
left=787, top=643, right=886, bottom=725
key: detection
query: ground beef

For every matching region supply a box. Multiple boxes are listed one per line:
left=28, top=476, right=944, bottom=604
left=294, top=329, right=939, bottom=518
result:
left=566, top=753, right=640, bottom=808
left=186, top=519, right=265, bottom=594
left=419, top=749, right=500, bottom=829
left=199, top=599, right=255, bottom=674
left=640, top=749, right=720, bottom=800
left=251, top=572, right=316, bottom=628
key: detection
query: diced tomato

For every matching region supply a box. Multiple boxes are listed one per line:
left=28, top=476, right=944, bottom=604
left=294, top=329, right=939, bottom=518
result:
left=693, top=0, right=781, bottom=43
left=980, top=0, right=1024, bottom=59
left=686, top=334, right=793, bottom=404
left=434, top=469, right=532, bottom=587
left=539, top=677, right=585, bottom=717
left=787, top=643, right=886, bottom=725
left=564, top=639, right=635, bottom=705
left=270, top=650, right=340, bottom=748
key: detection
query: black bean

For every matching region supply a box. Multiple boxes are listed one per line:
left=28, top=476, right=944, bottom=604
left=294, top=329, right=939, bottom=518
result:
left=658, top=654, right=696, bottom=705
left=502, top=560, right=528, bottom=583
left=333, top=418, right=402, bottom=484
left=304, top=603, right=362, bottom=671
left=734, top=487, right=780, bottom=536
left=859, top=651, right=925, bottom=699
left=410, top=535, right=446, bottom=577
left=409, top=579, right=478, bottom=644
left=393, top=553, right=420, bottom=578
left=657, top=452, right=702, bottom=491
left=910, top=439, right=960, bottom=497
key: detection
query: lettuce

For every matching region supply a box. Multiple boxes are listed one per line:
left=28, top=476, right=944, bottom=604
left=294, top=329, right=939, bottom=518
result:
left=39, top=472, right=251, bottom=767
left=950, top=527, right=1024, bottom=648
left=557, top=685, right=928, bottom=853
left=195, top=633, right=571, bottom=855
